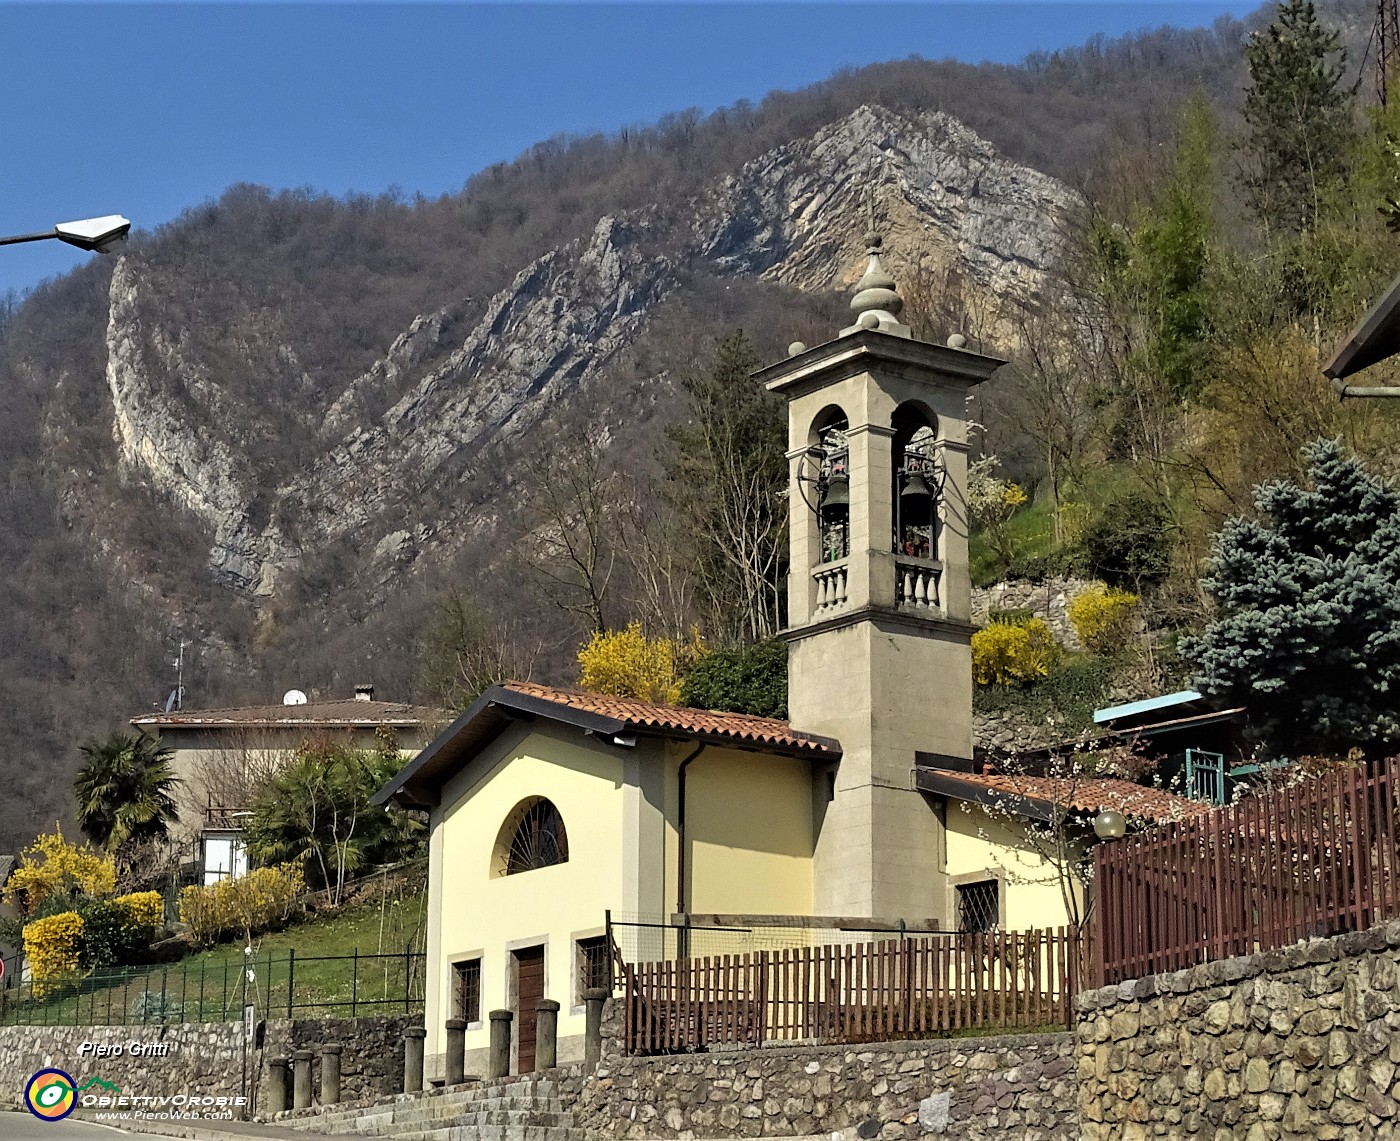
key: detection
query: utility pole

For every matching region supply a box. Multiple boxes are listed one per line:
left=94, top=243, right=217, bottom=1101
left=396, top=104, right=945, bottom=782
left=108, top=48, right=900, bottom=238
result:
left=175, top=638, right=189, bottom=710
left=1379, top=0, right=1400, bottom=105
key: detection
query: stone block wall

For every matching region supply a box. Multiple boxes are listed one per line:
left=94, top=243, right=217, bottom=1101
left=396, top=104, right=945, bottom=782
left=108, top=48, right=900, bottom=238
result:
left=569, top=1021, right=1078, bottom=1140
left=261, top=1014, right=416, bottom=1105
left=0, top=1014, right=416, bottom=1112
left=1077, top=921, right=1400, bottom=1139
left=0, top=1022, right=246, bottom=1108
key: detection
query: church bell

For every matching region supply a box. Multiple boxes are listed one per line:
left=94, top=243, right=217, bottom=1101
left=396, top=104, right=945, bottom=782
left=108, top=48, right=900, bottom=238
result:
left=821, top=469, right=850, bottom=517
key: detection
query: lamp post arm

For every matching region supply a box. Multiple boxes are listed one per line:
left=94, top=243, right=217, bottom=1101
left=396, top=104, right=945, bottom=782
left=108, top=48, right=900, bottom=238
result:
left=0, top=231, right=58, bottom=247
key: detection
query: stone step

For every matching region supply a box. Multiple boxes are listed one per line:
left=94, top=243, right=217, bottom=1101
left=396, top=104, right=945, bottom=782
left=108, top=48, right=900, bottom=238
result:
left=347, top=1128, right=583, bottom=1141
left=292, top=1096, right=567, bottom=1130
left=313, top=1109, right=574, bottom=1136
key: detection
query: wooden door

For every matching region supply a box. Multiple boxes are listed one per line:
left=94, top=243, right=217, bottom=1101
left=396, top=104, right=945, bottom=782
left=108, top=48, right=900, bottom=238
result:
left=514, top=945, right=545, bottom=1073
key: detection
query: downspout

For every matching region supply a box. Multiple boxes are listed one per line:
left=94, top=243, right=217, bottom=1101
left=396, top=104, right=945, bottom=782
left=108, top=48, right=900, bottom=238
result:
left=675, top=742, right=706, bottom=959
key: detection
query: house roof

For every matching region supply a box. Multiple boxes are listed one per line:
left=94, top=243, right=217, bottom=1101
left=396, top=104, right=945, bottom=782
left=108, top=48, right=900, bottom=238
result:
left=132, top=699, right=444, bottom=731
left=916, top=767, right=1209, bottom=825
left=374, top=681, right=841, bottom=809
left=1325, top=270, right=1400, bottom=381
left=1094, top=690, right=1205, bottom=726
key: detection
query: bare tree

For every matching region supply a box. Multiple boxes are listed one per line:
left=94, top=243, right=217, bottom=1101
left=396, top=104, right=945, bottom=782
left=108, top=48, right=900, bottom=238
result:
left=418, top=587, right=543, bottom=708
left=515, top=414, right=621, bottom=635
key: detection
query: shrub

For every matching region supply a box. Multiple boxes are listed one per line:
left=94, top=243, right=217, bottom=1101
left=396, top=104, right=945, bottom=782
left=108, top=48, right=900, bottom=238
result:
left=130, top=990, right=184, bottom=1024
left=179, top=863, right=305, bottom=947
left=578, top=622, right=705, bottom=704
left=678, top=638, right=787, bottom=718
left=5, top=828, right=115, bottom=914
left=23, top=911, right=85, bottom=996
left=1081, top=494, right=1172, bottom=588
left=75, top=891, right=165, bottom=968
left=971, top=618, right=1062, bottom=686
left=1068, top=584, right=1141, bottom=655
left=973, top=655, right=1115, bottom=732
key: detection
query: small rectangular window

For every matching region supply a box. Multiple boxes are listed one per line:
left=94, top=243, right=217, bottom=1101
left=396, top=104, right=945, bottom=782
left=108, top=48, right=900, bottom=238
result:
left=956, top=880, right=1000, bottom=933
left=577, top=936, right=611, bottom=999
left=454, top=958, right=481, bottom=1023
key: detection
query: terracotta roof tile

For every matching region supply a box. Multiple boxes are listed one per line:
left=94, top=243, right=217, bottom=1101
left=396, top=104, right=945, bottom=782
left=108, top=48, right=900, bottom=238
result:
left=950, top=772, right=1211, bottom=823
left=501, top=681, right=838, bottom=756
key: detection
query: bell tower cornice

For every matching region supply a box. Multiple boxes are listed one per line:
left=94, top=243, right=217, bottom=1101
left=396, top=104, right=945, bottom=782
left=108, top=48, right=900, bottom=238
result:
left=757, top=327, right=1005, bottom=399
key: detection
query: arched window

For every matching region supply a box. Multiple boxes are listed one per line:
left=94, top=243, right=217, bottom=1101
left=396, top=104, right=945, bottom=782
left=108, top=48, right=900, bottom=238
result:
left=892, top=405, right=939, bottom=561
left=493, top=797, right=569, bottom=877
left=809, top=408, right=850, bottom=564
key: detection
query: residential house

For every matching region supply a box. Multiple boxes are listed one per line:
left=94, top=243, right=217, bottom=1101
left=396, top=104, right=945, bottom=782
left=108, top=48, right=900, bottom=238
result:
left=133, top=686, right=442, bottom=884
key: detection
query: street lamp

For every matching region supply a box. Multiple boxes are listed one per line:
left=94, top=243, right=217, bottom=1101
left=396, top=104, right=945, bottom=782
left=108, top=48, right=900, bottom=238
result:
left=1093, top=809, right=1127, bottom=841
left=0, top=214, right=131, bottom=254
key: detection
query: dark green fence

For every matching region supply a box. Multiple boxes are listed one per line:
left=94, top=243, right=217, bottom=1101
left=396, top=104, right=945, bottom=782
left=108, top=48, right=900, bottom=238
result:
left=0, top=947, right=425, bottom=1026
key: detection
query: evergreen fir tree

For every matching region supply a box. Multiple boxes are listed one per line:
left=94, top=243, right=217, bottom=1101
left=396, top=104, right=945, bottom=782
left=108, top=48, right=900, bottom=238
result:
left=1182, top=439, right=1400, bottom=759
left=1239, top=0, right=1353, bottom=234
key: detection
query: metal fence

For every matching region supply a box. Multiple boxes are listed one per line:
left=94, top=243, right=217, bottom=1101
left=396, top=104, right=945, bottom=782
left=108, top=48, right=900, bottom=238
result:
left=1094, top=756, right=1400, bottom=986
left=0, top=947, right=426, bottom=1027
left=620, top=927, right=1082, bottom=1054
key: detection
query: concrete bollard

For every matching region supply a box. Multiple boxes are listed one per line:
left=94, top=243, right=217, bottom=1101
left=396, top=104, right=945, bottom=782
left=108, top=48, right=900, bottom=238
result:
left=266, top=1056, right=290, bottom=1115
left=583, top=987, right=608, bottom=1071
left=320, top=1043, right=342, bottom=1105
left=444, top=1018, right=467, bottom=1086
left=535, top=1000, right=560, bottom=1071
left=292, top=1050, right=314, bottom=1109
left=488, top=1009, right=513, bottom=1080
left=403, top=1026, right=426, bottom=1093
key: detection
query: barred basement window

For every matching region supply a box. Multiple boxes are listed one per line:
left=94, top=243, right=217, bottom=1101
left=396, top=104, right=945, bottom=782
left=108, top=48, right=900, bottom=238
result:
left=956, top=879, right=1000, bottom=933
left=577, top=936, right=610, bottom=999
left=454, top=958, right=482, bottom=1023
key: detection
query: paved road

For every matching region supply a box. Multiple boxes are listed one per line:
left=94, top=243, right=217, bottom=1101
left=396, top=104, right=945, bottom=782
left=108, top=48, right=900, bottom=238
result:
left=0, top=1111, right=130, bottom=1139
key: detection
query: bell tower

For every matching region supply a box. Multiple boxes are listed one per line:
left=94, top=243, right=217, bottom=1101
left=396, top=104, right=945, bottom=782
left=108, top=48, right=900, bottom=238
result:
left=755, top=232, right=1005, bottom=920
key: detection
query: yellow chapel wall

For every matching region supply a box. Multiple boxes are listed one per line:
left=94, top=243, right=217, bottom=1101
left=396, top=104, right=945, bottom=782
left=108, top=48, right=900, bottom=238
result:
left=428, top=721, right=650, bottom=1076
left=942, top=803, right=1084, bottom=932
left=684, top=747, right=816, bottom=917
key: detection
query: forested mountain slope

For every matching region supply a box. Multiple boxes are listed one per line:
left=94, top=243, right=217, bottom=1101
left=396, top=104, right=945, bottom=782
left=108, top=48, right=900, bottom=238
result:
left=0, top=1, right=1374, bottom=853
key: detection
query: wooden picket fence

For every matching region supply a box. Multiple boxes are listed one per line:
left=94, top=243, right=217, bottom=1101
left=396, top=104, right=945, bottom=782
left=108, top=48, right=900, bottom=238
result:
left=1094, top=757, right=1400, bottom=986
left=620, top=928, right=1081, bottom=1054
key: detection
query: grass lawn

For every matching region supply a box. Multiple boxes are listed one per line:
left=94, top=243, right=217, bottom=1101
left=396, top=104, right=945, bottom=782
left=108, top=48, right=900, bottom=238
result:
left=1, top=866, right=428, bottom=1027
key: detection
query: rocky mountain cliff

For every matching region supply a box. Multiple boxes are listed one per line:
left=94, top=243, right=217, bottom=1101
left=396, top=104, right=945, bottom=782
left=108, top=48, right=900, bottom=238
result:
left=0, top=98, right=1085, bottom=855
left=98, top=106, right=1074, bottom=604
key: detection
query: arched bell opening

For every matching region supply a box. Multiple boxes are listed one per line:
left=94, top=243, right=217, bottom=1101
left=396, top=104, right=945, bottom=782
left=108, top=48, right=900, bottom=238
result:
left=808, top=406, right=850, bottom=565
left=892, top=404, right=939, bottom=562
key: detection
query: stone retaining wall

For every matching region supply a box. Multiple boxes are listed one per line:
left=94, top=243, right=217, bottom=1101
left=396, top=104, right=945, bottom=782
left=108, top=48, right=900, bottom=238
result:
left=972, top=576, right=1091, bottom=650
left=570, top=1022, right=1078, bottom=1140
left=0, top=1021, right=245, bottom=1108
left=0, top=1013, right=415, bottom=1112
left=261, top=1014, right=416, bottom=1106
left=1076, top=920, right=1400, bottom=1139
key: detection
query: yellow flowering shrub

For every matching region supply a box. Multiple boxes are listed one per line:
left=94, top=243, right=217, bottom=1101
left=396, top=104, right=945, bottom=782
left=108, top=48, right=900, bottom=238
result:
left=23, top=911, right=84, bottom=996
left=972, top=617, right=1062, bottom=686
left=179, top=863, right=305, bottom=946
left=577, top=622, right=704, bottom=705
left=1068, top=583, right=1141, bottom=656
left=115, top=891, right=164, bottom=937
left=5, top=828, right=115, bottom=914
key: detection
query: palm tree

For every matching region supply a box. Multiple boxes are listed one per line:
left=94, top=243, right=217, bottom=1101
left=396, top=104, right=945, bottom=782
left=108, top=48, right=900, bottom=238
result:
left=74, top=732, right=180, bottom=852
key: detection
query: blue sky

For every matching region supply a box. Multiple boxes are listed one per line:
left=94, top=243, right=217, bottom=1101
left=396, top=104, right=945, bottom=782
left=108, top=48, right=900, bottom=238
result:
left=1, top=2, right=1252, bottom=297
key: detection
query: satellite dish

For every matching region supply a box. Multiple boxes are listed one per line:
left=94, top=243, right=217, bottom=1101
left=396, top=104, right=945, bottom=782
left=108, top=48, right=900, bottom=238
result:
left=164, top=690, right=179, bottom=713
left=282, top=690, right=308, bottom=706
